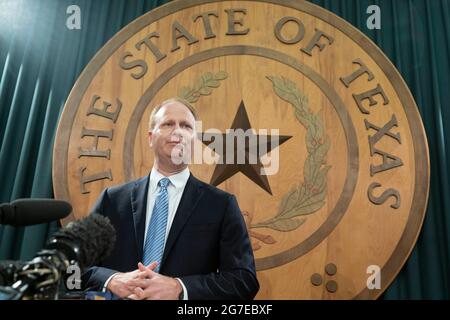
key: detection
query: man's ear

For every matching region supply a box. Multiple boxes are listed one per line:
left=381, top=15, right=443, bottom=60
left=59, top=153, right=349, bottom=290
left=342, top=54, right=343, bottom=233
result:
left=148, top=131, right=153, bottom=147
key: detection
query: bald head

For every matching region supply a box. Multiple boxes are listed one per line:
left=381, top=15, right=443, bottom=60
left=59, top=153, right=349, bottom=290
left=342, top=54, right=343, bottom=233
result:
left=149, top=98, right=197, bottom=131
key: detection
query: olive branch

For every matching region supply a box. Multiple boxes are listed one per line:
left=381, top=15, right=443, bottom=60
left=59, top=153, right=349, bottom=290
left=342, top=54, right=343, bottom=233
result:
left=250, top=76, right=331, bottom=232
left=178, top=71, right=227, bottom=103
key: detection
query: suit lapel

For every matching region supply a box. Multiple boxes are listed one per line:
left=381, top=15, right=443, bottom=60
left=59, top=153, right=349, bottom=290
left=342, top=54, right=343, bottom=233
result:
left=161, top=174, right=204, bottom=267
left=131, top=175, right=150, bottom=262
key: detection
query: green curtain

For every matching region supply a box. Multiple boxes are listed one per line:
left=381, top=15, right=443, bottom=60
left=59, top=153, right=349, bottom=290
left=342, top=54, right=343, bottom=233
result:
left=0, top=0, right=448, bottom=299
left=0, top=0, right=168, bottom=260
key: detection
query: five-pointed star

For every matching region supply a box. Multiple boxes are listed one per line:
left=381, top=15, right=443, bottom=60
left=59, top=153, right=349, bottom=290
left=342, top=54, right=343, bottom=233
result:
left=199, top=100, right=292, bottom=195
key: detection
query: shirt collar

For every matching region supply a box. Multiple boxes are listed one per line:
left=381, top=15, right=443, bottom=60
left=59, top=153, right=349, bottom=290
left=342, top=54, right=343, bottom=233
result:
left=149, top=166, right=190, bottom=192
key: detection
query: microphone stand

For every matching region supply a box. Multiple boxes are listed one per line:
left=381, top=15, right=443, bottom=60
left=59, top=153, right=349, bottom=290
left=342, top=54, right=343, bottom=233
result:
left=0, top=249, right=69, bottom=300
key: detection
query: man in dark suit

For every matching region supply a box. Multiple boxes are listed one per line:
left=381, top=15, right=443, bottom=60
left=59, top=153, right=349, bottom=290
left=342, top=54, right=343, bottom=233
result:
left=83, top=98, right=259, bottom=300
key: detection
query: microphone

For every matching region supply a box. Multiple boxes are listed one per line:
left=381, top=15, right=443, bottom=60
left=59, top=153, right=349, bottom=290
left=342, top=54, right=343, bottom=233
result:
left=0, top=199, right=72, bottom=226
left=0, top=213, right=116, bottom=300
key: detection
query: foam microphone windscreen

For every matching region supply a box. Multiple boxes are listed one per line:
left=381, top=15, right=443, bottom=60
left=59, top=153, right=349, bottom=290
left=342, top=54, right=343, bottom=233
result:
left=47, top=213, right=116, bottom=269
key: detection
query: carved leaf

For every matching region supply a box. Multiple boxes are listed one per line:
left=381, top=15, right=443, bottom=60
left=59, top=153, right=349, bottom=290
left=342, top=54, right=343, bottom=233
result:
left=265, top=218, right=306, bottom=232
left=194, top=79, right=203, bottom=92
left=279, top=196, right=326, bottom=220
left=202, top=72, right=213, bottom=82
left=276, top=187, right=300, bottom=217
left=179, top=86, right=191, bottom=100
left=266, top=76, right=298, bottom=106
left=206, top=80, right=220, bottom=88
left=199, top=86, right=212, bottom=95
left=215, top=71, right=227, bottom=80
left=313, top=138, right=330, bottom=164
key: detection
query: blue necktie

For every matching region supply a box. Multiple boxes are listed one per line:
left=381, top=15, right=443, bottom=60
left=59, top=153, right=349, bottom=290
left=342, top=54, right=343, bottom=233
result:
left=143, top=177, right=170, bottom=271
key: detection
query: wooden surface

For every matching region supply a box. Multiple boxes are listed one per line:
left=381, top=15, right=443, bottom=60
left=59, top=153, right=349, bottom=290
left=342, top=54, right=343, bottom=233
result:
left=53, top=0, right=429, bottom=299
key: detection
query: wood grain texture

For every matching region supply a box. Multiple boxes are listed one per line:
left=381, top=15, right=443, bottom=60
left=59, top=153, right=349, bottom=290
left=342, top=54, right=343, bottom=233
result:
left=53, top=0, right=429, bottom=299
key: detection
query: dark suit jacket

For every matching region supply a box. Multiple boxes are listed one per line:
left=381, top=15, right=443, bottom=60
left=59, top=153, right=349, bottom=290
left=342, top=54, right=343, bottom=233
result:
left=82, top=173, right=259, bottom=299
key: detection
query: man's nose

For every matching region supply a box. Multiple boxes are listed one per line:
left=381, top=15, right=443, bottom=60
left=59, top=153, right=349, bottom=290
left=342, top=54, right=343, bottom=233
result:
left=171, top=124, right=183, bottom=136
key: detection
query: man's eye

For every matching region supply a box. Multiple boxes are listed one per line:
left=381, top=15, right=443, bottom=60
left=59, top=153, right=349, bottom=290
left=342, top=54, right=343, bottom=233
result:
left=182, top=124, right=192, bottom=129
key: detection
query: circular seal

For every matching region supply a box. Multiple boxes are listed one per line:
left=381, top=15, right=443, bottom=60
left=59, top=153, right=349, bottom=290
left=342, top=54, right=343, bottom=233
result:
left=53, top=0, right=429, bottom=299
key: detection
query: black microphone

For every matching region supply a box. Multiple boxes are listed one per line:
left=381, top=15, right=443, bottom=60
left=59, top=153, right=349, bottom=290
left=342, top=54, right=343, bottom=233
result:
left=0, top=199, right=72, bottom=226
left=0, top=213, right=116, bottom=300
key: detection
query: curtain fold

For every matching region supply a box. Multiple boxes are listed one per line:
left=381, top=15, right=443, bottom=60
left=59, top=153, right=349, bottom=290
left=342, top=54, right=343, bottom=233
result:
left=0, top=0, right=448, bottom=299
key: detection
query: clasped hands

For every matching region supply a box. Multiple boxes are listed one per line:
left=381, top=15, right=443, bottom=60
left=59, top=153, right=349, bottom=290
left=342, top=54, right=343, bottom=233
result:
left=106, top=262, right=182, bottom=300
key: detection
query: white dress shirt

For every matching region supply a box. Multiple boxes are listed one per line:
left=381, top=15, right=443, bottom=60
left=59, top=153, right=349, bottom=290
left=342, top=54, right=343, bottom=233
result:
left=104, top=166, right=190, bottom=299
left=144, top=167, right=190, bottom=243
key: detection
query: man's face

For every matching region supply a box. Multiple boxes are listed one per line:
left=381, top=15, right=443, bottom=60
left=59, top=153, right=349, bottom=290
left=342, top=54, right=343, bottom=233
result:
left=148, top=102, right=196, bottom=165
